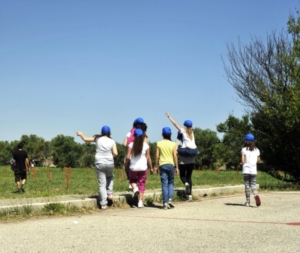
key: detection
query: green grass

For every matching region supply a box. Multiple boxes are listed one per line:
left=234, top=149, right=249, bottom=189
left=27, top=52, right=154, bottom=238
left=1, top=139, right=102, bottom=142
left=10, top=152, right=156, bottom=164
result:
left=0, top=166, right=299, bottom=222
left=0, top=166, right=299, bottom=200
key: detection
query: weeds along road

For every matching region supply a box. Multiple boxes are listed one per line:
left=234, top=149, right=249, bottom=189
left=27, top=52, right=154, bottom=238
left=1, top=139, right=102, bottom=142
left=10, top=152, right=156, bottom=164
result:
left=1, top=192, right=300, bottom=253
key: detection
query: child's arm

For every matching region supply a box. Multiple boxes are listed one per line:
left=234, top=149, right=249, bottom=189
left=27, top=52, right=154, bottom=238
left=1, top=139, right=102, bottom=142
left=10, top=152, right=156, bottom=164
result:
left=125, top=146, right=132, bottom=168
left=112, top=144, right=118, bottom=157
left=241, top=154, right=245, bottom=164
left=146, top=149, right=153, bottom=174
left=166, top=112, right=181, bottom=131
left=154, top=147, right=160, bottom=174
left=122, top=137, right=128, bottom=147
left=76, top=131, right=95, bottom=142
left=173, top=146, right=179, bottom=175
left=144, top=136, right=149, bottom=144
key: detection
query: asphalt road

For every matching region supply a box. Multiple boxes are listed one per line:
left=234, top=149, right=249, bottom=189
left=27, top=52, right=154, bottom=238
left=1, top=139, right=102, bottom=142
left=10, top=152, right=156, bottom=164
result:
left=1, top=192, right=299, bottom=253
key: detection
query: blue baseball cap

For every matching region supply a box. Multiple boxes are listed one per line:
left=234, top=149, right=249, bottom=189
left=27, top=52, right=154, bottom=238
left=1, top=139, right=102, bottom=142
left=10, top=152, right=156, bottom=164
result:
left=134, top=117, right=144, bottom=124
left=244, top=133, right=254, bottom=141
left=134, top=128, right=144, bottom=136
left=101, top=125, right=111, bottom=134
left=184, top=120, right=193, bottom=127
left=162, top=127, right=172, bottom=135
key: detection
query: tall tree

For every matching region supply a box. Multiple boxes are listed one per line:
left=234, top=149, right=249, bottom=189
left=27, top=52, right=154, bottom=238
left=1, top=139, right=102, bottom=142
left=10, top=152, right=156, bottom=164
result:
left=223, top=9, right=300, bottom=181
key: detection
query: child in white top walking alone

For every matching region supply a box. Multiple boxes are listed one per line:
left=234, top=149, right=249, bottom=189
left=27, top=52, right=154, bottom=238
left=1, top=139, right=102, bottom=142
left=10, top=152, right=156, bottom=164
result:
left=241, top=133, right=261, bottom=207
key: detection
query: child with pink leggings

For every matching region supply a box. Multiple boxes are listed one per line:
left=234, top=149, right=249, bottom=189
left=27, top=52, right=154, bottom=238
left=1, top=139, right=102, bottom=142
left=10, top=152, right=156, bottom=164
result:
left=125, top=129, right=153, bottom=208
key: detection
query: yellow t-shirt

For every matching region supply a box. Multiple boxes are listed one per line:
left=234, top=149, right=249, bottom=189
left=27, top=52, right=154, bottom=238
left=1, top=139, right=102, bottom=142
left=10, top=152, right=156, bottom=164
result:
left=157, top=140, right=176, bottom=166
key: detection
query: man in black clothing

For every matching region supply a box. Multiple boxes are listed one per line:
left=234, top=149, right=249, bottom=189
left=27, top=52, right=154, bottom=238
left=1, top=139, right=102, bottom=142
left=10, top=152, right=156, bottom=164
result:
left=12, top=143, right=30, bottom=193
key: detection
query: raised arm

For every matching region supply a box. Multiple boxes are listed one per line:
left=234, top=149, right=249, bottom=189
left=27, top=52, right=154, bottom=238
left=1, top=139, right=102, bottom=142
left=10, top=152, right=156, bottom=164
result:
left=166, top=112, right=181, bottom=131
left=76, top=131, right=95, bottom=142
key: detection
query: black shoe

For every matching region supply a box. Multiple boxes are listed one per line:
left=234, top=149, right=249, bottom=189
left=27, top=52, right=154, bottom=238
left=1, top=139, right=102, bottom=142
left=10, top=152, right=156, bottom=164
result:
left=21, top=187, right=25, bottom=193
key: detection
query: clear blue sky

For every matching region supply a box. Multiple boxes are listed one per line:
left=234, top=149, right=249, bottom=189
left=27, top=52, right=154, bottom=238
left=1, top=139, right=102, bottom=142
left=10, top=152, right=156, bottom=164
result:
left=0, top=0, right=298, bottom=144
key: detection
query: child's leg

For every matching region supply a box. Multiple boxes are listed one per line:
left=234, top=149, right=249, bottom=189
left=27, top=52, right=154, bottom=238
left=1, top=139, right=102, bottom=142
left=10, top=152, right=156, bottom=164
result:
left=185, top=163, right=194, bottom=194
left=137, top=170, right=148, bottom=201
left=250, top=174, right=261, bottom=206
left=249, top=174, right=258, bottom=195
left=179, top=164, right=187, bottom=185
left=106, top=165, right=114, bottom=197
left=243, top=174, right=251, bottom=202
left=95, top=164, right=108, bottom=206
left=129, top=170, right=138, bottom=190
left=167, top=165, right=175, bottom=201
left=159, top=166, right=169, bottom=204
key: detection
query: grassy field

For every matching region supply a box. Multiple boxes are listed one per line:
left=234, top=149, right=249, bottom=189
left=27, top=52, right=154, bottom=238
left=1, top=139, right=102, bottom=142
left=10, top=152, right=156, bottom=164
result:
left=0, top=166, right=299, bottom=199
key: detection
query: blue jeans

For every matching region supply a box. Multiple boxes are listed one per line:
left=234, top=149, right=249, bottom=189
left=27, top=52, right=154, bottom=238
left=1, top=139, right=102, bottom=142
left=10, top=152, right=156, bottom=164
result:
left=159, top=164, right=175, bottom=204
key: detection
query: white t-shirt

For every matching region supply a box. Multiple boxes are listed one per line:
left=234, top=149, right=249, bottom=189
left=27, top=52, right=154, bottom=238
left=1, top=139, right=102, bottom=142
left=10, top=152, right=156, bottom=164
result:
left=241, top=147, right=260, bottom=174
left=128, top=142, right=149, bottom=171
left=95, top=136, right=116, bottom=165
left=180, top=128, right=196, bottom=148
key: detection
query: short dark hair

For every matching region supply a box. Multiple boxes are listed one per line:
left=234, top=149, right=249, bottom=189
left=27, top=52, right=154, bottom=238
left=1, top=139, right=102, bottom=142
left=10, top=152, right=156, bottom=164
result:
left=163, top=133, right=172, bottom=141
left=18, top=143, right=24, bottom=149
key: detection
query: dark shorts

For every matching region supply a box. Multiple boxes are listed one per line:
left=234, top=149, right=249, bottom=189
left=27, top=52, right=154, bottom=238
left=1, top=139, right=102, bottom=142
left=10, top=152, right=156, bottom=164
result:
left=14, top=169, right=27, bottom=182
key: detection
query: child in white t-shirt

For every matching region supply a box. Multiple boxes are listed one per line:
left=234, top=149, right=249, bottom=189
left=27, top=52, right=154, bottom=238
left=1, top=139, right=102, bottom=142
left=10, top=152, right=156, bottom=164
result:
left=165, top=112, right=197, bottom=196
left=122, top=118, right=147, bottom=190
left=125, top=129, right=153, bottom=208
left=241, top=133, right=261, bottom=207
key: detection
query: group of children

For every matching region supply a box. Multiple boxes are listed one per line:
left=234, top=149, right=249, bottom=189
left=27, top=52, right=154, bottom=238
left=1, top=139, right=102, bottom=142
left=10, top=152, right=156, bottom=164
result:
left=77, top=112, right=261, bottom=210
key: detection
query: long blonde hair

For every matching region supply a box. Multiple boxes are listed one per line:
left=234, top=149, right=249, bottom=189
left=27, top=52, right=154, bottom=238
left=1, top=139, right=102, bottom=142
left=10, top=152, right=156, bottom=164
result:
left=184, top=126, right=194, bottom=141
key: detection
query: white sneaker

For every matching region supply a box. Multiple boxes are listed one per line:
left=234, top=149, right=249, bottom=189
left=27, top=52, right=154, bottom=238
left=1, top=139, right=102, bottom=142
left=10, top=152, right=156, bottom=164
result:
left=163, top=203, right=170, bottom=210
left=188, top=195, right=192, bottom=201
left=168, top=199, right=175, bottom=208
left=128, top=184, right=133, bottom=191
left=138, top=200, right=144, bottom=208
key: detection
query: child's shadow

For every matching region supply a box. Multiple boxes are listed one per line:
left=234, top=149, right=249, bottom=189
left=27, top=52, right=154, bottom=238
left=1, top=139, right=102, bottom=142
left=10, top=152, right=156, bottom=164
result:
left=119, top=193, right=138, bottom=208
left=175, top=189, right=189, bottom=200
left=224, top=203, right=255, bottom=207
left=143, top=203, right=163, bottom=209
